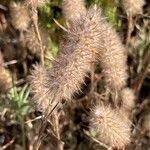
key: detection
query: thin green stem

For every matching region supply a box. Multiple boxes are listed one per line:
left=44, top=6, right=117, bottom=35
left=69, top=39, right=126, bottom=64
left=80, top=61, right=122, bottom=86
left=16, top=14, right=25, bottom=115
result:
left=19, top=116, right=26, bottom=150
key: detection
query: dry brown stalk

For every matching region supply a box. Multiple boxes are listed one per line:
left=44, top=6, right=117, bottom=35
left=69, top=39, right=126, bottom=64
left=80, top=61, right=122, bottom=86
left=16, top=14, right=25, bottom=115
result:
left=31, top=8, right=45, bottom=65
left=131, top=48, right=150, bottom=92
left=52, top=112, right=64, bottom=150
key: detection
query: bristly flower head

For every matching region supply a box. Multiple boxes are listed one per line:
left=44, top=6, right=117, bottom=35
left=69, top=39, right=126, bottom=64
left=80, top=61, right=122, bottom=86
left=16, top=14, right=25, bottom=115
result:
left=121, top=88, right=135, bottom=117
left=25, top=26, right=39, bottom=55
left=9, top=1, right=30, bottom=31
left=63, top=2, right=128, bottom=93
left=46, top=6, right=102, bottom=99
left=62, top=0, right=86, bottom=21
left=97, top=13, right=128, bottom=91
left=90, top=105, right=131, bottom=149
left=29, top=65, right=56, bottom=112
left=122, top=0, right=145, bottom=16
left=30, top=7, right=102, bottom=112
left=0, top=66, right=12, bottom=93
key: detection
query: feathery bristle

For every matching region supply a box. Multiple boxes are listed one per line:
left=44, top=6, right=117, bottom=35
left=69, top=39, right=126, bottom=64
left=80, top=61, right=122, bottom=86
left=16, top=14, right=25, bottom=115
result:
left=122, top=0, right=145, bottom=16
left=97, top=15, right=128, bottom=91
left=0, top=66, right=12, bottom=93
left=62, top=0, right=86, bottom=21
left=90, top=105, right=131, bottom=149
left=121, top=88, right=135, bottom=116
left=29, top=65, right=56, bottom=111
left=9, top=1, right=30, bottom=31
left=30, top=7, right=102, bottom=111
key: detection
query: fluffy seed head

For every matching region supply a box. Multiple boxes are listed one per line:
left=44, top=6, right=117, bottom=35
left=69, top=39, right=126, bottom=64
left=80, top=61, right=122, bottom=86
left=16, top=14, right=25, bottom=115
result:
left=29, top=65, right=57, bottom=112
left=25, top=26, right=40, bottom=55
left=121, top=88, right=135, bottom=116
left=0, top=66, right=12, bottom=93
left=47, top=7, right=102, bottom=100
left=97, top=14, right=128, bottom=91
left=62, top=0, right=86, bottom=21
left=122, top=0, right=145, bottom=16
left=90, top=105, right=131, bottom=149
left=0, top=12, right=7, bottom=33
left=30, top=7, right=102, bottom=111
left=9, top=1, right=30, bottom=31
left=142, top=112, right=150, bottom=135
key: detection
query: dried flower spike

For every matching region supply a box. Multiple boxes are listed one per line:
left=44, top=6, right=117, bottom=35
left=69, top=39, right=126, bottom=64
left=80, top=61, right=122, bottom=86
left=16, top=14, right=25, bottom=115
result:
left=122, top=0, right=145, bottom=16
left=121, top=88, right=135, bottom=116
left=0, top=66, right=12, bottom=93
left=9, top=1, right=30, bottom=31
left=62, top=0, right=86, bottom=21
left=25, top=26, right=39, bottom=55
left=90, top=105, right=131, bottom=149
left=29, top=65, right=54, bottom=111
left=97, top=15, right=128, bottom=91
left=30, top=7, right=102, bottom=111
left=46, top=7, right=102, bottom=100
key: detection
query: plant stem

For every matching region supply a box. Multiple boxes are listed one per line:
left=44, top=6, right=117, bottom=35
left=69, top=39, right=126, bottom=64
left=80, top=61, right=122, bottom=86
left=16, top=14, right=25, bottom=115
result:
left=53, top=112, right=64, bottom=150
left=19, top=116, right=26, bottom=150
left=126, top=14, right=133, bottom=46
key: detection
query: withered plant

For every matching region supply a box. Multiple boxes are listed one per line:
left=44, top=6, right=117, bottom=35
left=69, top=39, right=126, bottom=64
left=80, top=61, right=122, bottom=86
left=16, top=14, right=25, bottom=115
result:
left=90, top=105, right=131, bottom=149
left=30, top=6, right=102, bottom=112
left=0, top=0, right=149, bottom=149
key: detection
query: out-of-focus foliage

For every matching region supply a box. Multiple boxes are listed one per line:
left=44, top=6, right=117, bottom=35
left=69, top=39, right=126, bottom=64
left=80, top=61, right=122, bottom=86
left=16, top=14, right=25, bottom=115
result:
left=0, top=84, right=31, bottom=149
left=5, top=84, right=30, bottom=118
left=39, top=0, right=62, bottom=29
left=87, top=0, right=122, bottom=29
left=38, top=0, right=62, bottom=61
